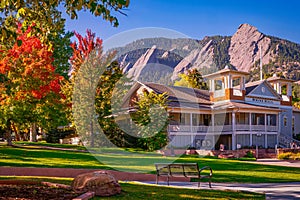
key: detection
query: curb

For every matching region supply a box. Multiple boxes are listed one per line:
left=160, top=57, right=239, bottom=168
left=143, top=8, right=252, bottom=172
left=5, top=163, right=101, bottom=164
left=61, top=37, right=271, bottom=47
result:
left=73, top=191, right=95, bottom=200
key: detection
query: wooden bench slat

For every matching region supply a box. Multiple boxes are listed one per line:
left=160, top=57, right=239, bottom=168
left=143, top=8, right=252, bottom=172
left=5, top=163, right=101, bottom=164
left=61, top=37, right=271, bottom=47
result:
left=155, top=163, right=212, bottom=188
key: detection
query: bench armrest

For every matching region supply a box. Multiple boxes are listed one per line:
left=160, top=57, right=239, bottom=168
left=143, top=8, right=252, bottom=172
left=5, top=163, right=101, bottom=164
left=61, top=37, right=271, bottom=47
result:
left=199, top=166, right=213, bottom=176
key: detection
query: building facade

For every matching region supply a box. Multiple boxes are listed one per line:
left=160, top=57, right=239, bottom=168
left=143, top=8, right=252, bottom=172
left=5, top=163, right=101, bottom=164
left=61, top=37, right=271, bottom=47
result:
left=122, top=66, right=299, bottom=150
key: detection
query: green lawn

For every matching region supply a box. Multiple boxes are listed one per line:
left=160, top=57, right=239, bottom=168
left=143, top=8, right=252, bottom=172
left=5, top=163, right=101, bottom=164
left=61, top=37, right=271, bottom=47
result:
left=14, top=141, right=87, bottom=151
left=0, top=177, right=265, bottom=200
left=1, top=143, right=300, bottom=183
left=96, top=182, right=265, bottom=200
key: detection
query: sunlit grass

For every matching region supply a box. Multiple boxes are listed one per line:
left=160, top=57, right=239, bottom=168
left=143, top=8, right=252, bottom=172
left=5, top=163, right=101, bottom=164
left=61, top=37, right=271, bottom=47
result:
left=94, top=182, right=265, bottom=200
left=0, top=176, right=264, bottom=200
left=1, top=143, right=300, bottom=183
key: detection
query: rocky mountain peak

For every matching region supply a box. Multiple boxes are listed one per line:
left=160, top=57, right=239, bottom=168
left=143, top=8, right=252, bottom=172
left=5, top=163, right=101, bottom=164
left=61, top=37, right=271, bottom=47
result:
left=237, top=23, right=259, bottom=34
left=229, top=23, right=273, bottom=72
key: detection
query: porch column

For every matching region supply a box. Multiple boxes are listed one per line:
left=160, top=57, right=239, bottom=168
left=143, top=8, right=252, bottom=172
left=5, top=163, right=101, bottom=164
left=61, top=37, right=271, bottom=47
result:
left=249, top=113, right=253, bottom=146
left=211, top=79, right=215, bottom=92
left=264, top=113, right=268, bottom=148
left=276, top=114, right=280, bottom=146
left=212, top=135, right=215, bottom=150
left=232, top=112, right=236, bottom=150
left=224, top=76, right=228, bottom=88
left=212, top=113, right=215, bottom=132
left=228, top=75, right=232, bottom=88
left=190, top=113, right=193, bottom=146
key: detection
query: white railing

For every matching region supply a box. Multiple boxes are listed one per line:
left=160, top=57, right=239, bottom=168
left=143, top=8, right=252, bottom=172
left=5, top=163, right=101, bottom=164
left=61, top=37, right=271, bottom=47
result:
left=168, top=125, right=190, bottom=132
left=251, top=125, right=265, bottom=131
left=233, top=89, right=243, bottom=96
left=267, top=126, right=277, bottom=132
left=236, top=124, right=250, bottom=131
left=168, top=124, right=277, bottom=133
left=214, top=89, right=225, bottom=97
left=191, top=126, right=209, bottom=133
left=222, top=125, right=232, bottom=132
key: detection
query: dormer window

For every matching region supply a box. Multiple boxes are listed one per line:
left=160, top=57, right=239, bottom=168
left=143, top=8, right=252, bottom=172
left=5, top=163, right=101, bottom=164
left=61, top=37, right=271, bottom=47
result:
left=284, top=116, right=287, bottom=127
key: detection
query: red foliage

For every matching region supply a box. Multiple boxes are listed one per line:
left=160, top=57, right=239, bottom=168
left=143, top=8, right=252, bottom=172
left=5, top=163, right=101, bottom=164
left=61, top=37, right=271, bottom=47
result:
left=0, top=23, right=63, bottom=100
left=70, top=29, right=103, bottom=77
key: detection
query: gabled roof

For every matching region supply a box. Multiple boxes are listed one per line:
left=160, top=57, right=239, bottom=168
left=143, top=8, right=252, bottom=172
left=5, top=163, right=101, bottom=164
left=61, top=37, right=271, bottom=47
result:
left=143, top=82, right=211, bottom=105
left=245, top=80, right=264, bottom=95
left=212, top=101, right=281, bottom=112
left=267, top=76, right=295, bottom=83
left=203, top=65, right=249, bottom=79
left=120, top=81, right=212, bottom=110
left=245, top=80, right=282, bottom=100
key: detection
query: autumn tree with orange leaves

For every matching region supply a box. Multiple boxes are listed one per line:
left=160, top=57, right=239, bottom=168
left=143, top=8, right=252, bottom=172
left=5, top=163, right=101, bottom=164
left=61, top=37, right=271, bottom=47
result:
left=0, top=23, right=68, bottom=143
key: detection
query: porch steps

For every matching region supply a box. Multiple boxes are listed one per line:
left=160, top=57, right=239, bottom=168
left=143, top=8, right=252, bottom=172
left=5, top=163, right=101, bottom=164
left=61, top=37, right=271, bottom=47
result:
left=278, top=135, right=300, bottom=148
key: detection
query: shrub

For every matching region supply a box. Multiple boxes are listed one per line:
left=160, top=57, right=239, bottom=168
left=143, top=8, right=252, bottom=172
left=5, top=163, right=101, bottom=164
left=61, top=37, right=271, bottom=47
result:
left=244, top=151, right=254, bottom=158
left=278, top=152, right=294, bottom=160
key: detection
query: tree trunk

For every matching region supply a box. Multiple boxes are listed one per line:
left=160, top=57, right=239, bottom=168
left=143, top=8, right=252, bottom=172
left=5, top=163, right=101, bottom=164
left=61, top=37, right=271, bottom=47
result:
left=30, top=123, right=37, bottom=142
left=12, top=123, right=20, bottom=141
left=5, top=120, right=12, bottom=146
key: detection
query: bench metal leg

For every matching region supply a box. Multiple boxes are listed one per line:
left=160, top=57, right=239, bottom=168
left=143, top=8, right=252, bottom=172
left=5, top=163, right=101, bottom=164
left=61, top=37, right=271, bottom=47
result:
left=156, top=175, right=158, bottom=184
left=198, top=181, right=200, bottom=188
left=209, top=179, right=212, bottom=188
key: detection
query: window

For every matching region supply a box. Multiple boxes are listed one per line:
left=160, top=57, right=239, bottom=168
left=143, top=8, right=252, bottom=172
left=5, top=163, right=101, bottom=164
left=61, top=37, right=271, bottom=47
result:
left=192, top=114, right=200, bottom=126
left=292, top=117, right=295, bottom=134
left=236, top=113, right=249, bottom=125
left=215, top=80, right=223, bottom=90
left=251, top=113, right=265, bottom=125
left=180, top=113, right=190, bottom=125
left=267, top=114, right=277, bottom=126
left=284, top=116, right=287, bottom=127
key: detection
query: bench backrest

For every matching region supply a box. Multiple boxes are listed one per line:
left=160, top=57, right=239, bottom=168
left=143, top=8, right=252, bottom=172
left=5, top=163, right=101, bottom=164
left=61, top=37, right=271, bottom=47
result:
left=155, top=163, right=199, bottom=177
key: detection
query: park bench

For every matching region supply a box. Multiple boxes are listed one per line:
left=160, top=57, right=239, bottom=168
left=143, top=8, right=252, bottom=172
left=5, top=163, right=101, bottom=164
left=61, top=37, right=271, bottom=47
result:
left=154, top=163, right=213, bottom=188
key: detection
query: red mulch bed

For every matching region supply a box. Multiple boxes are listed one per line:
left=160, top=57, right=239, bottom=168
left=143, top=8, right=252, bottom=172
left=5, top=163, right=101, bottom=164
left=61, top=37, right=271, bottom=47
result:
left=0, top=180, right=79, bottom=200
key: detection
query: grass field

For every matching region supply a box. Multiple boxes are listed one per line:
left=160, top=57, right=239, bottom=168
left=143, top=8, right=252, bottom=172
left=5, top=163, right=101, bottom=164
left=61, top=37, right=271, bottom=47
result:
left=0, top=176, right=265, bottom=200
left=94, top=182, right=265, bottom=200
left=1, top=142, right=300, bottom=183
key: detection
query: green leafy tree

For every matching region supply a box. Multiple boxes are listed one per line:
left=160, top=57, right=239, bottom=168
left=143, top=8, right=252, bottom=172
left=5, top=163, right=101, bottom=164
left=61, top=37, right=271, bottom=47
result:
left=131, top=91, right=169, bottom=151
left=0, top=24, right=68, bottom=143
left=95, top=61, right=134, bottom=147
left=0, top=0, right=129, bottom=40
left=174, top=69, right=208, bottom=90
left=0, top=4, right=73, bottom=78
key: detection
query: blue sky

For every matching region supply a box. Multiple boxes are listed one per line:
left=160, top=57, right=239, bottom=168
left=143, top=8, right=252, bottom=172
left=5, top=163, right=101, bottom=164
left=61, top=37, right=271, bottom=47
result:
left=64, top=0, right=300, bottom=44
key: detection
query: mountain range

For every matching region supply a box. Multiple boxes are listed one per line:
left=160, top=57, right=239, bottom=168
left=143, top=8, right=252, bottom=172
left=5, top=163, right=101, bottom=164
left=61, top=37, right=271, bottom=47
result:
left=112, top=24, right=300, bottom=85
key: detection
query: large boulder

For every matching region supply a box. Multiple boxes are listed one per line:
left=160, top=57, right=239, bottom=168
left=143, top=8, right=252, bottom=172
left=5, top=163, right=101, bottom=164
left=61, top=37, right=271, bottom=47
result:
left=71, top=171, right=121, bottom=197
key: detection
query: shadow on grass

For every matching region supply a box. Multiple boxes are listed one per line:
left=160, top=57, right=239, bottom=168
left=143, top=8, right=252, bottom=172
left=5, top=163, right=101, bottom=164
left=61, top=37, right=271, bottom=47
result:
left=95, top=183, right=265, bottom=200
left=1, top=145, right=300, bottom=183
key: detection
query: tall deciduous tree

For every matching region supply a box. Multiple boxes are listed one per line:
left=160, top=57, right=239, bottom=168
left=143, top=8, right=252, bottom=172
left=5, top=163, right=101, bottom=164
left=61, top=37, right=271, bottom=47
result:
left=0, top=23, right=67, bottom=143
left=0, top=5, right=73, bottom=79
left=0, top=0, right=129, bottom=41
left=174, top=69, right=208, bottom=90
left=131, top=91, right=169, bottom=151
left=69, top=30, right=118, bottom=147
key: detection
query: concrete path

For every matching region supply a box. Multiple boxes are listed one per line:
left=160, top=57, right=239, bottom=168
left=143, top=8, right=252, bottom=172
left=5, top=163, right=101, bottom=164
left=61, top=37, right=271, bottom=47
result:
left=135, top=181, right=300, bottom=200
left=254, top=158, right=300, bottom=168
left=1, top=157, right=300, bottom=199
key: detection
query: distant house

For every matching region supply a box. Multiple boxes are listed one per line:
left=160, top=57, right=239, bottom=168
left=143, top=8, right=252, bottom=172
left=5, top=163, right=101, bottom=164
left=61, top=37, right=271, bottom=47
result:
left=120, top=66, right=300, bottom=150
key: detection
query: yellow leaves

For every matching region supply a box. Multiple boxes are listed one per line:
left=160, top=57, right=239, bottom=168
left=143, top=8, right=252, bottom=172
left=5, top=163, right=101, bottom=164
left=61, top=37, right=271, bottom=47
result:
left=1, top=29, right=7, bottom=42
left=76, top=0, right=84, bottom=10
left=294, top=102, right=300, bottom=109
left=17, top=8, right=27, bottom=17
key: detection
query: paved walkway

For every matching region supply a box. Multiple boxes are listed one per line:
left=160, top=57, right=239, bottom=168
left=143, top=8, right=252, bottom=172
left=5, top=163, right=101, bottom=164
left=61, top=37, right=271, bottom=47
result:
left=1, top=158, right=300, bottom=199
left=135, top=181, right=300, bottom=200
left=254, top=158, right=300, bottom=168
